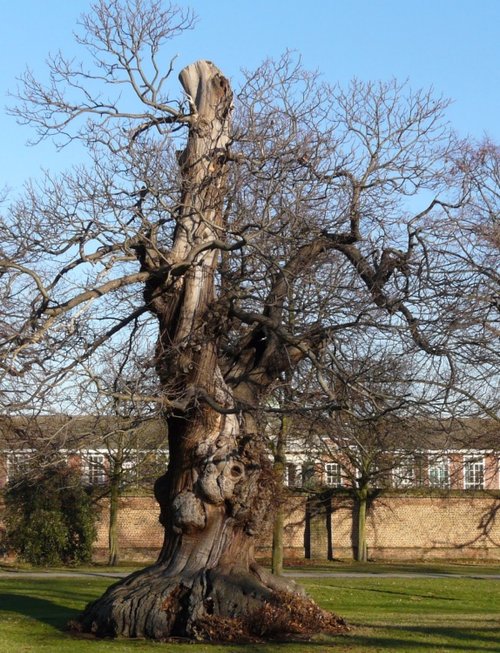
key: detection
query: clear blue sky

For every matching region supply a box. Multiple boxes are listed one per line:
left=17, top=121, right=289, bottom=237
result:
left=1, top=0, right=499, bottom=194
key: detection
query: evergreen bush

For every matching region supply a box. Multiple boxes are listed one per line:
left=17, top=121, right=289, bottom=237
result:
left=4, top=463, right=98, bottom=565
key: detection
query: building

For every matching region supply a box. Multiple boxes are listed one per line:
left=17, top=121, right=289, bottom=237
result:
left=281, top=417, right=500, bottom=491
left=1, top=414, right=498, bottom=561
left=0, top=414, right=168, bottom=489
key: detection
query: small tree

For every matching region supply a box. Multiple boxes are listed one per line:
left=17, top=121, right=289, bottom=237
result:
left=323, top=416, right=408, bottom=562
left=4, top=463, right=97, bottom=566
left=291, top=346, right=435, bottom=562
left=270, top=413, right=289, bottom=576
left=84, top=417, right=167, bottom=566
left=76, top=351, right=168, bottom=566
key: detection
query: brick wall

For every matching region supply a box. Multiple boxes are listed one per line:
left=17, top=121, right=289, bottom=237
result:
left=298, top=492, right=500, bottom=561
left=2, top=492, right=499, bottom=562
left=92, top=492, right=500, bottom=562
left=93, top=496, right=164, bottom=561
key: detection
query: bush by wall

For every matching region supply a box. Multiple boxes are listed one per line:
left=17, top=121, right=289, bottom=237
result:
left=3, top=463, right=98, bottom=565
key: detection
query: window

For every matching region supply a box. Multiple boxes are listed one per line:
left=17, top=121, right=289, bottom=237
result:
left=302, top=462, right=316, bottom=487
left=428, top=458, right=450, bottom=488
left=83, top=453, right=106, bottom=485
left=121, top=459, right=138, bottom=488
left=392, top=456, right=416, bottom=488
left=325, top=462, right=342, bottom=487
left=464, top=457, right=484, bottom=490
left=284, top=463, right=302, bottom=487
left=122, top=459, right=135, bottom=473
left=6, top=452, right=33, bottom=480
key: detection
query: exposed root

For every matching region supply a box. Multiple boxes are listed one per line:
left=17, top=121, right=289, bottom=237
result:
left=74, top=563, right=347, bottom=643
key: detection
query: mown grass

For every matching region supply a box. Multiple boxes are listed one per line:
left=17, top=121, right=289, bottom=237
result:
left=3, top=558, right=499, bottom=576
left=0, top=573, right=499, bottom=652
left=301, top=576, right=500, bottom=651
left=284, top=559, right=500, bottom=576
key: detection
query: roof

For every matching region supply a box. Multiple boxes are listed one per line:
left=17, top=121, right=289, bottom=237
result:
left=0, top=414, right=168, bottom=453
left=277, top=414, right=499, bottom=454
left=1, top=414, right=498, bottom=455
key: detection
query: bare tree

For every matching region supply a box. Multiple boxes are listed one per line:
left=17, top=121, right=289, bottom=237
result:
left=0, top=0, right=497, bottom=641
left=303, top=324, right=499, bottom=561
left=78, top=353, right=167, bottom=566
left=268, top=345, right=434, bottom=563
left=62, top=330, right=155, bottom=564
left=314, top=352, right=423, bottom=562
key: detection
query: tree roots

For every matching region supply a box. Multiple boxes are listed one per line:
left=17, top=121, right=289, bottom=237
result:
left=72, top=563, right=348, bottom=643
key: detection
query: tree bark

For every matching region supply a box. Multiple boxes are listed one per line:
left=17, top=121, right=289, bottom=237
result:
left=107, top=473, right=120, bottom=566
left=77, top=60, right=346, bottom=642
left=271, top=414, right=289, bottom=576
left=272, top=505, right=285, bottom=576
left=355, top=489, right=368, bottom=563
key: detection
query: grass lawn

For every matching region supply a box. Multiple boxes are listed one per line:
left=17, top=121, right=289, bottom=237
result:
left=4, top=558, right=500, bottom=576
left=283, top=559, right=500, bottom=576
left=0, top=573, right=498, bottom=652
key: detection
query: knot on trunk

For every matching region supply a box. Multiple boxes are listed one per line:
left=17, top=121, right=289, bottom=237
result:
left=197, top=457, right=245, bottom=504
left=172, top=490, right=207, bottom=533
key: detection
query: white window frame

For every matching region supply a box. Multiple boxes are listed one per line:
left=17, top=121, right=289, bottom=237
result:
left=428, top=457, right=450, bottom=489
left=463, top=456, right=485, bottom=490
left=325, top=462, right=343, bottom=487
left=392, top=456, right=416, bottom=488
left=284, top=462, right=302, bottom=487
left=83, top=453, right=107, bottom=485
left=120, top=459, right=139, bottom=487
left=6, top=451, right=34, bottom=481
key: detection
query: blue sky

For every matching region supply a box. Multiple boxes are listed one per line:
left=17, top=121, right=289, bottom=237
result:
left=1, top=0, right=499, bottom=194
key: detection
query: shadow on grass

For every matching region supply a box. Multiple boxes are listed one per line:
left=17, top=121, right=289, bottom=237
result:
left=0, top=592, right=81, bottom=632
left=400, top=623, right=500, bottom=647
left=339, top=583, right=460, bottom=601
left=346, top=622, right=500, bottom=651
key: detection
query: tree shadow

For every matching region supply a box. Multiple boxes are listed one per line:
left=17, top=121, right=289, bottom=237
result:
left=345, top=622, right=500, bottom=651
left=401, top=623, right=500, bottom=646
left=304, top=491, right=338, bottom=559
left=0, top=592, right=81, bottom=632
left=230, top=641, right=345, bottom=652
left=339, top=583, right=460, bottom=601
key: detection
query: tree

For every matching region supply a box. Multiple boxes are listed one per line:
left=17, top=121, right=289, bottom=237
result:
left=1, top=408, right=167, bottom=566
left=270, top=412, right=289, bottom=576
left=78, top=353, right=168, bottom=567
left=75, top=410, right=168, bottom=566
left=0, top=0, right=497, bottom=641
left=304, top=332, right=499, bottom=561
left=271, top=347, right=433, bottom=563
left=319, top=408, right=420, bottom=563
left=100, top=421, right=166, bottom=566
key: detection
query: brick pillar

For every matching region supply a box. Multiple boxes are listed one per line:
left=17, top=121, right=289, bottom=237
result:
left=305, top=493, right=332, bottom=559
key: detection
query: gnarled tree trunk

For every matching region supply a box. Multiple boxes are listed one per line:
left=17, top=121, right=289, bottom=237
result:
left=77, top=61, right=345, bottom=642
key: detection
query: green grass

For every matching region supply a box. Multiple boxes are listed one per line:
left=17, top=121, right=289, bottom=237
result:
left=0, top=573, right=499, bottom=652
left=283, top=559, right=500, bottom=576
left=0, top=561, right=146, bottom=574
left=3, top=558, right=500, bottom=576
left=301, top=576, right=500, bottom=651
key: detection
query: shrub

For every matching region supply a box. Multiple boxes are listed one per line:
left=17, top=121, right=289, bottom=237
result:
left=4, top=463, right=98, bottom=565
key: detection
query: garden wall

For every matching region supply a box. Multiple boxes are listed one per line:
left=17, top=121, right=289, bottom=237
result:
left=92, top=496, right=164, bottom=562
left=2, top=491, right=499, bottom=562
left=302, top=493, right=500, bottom=561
